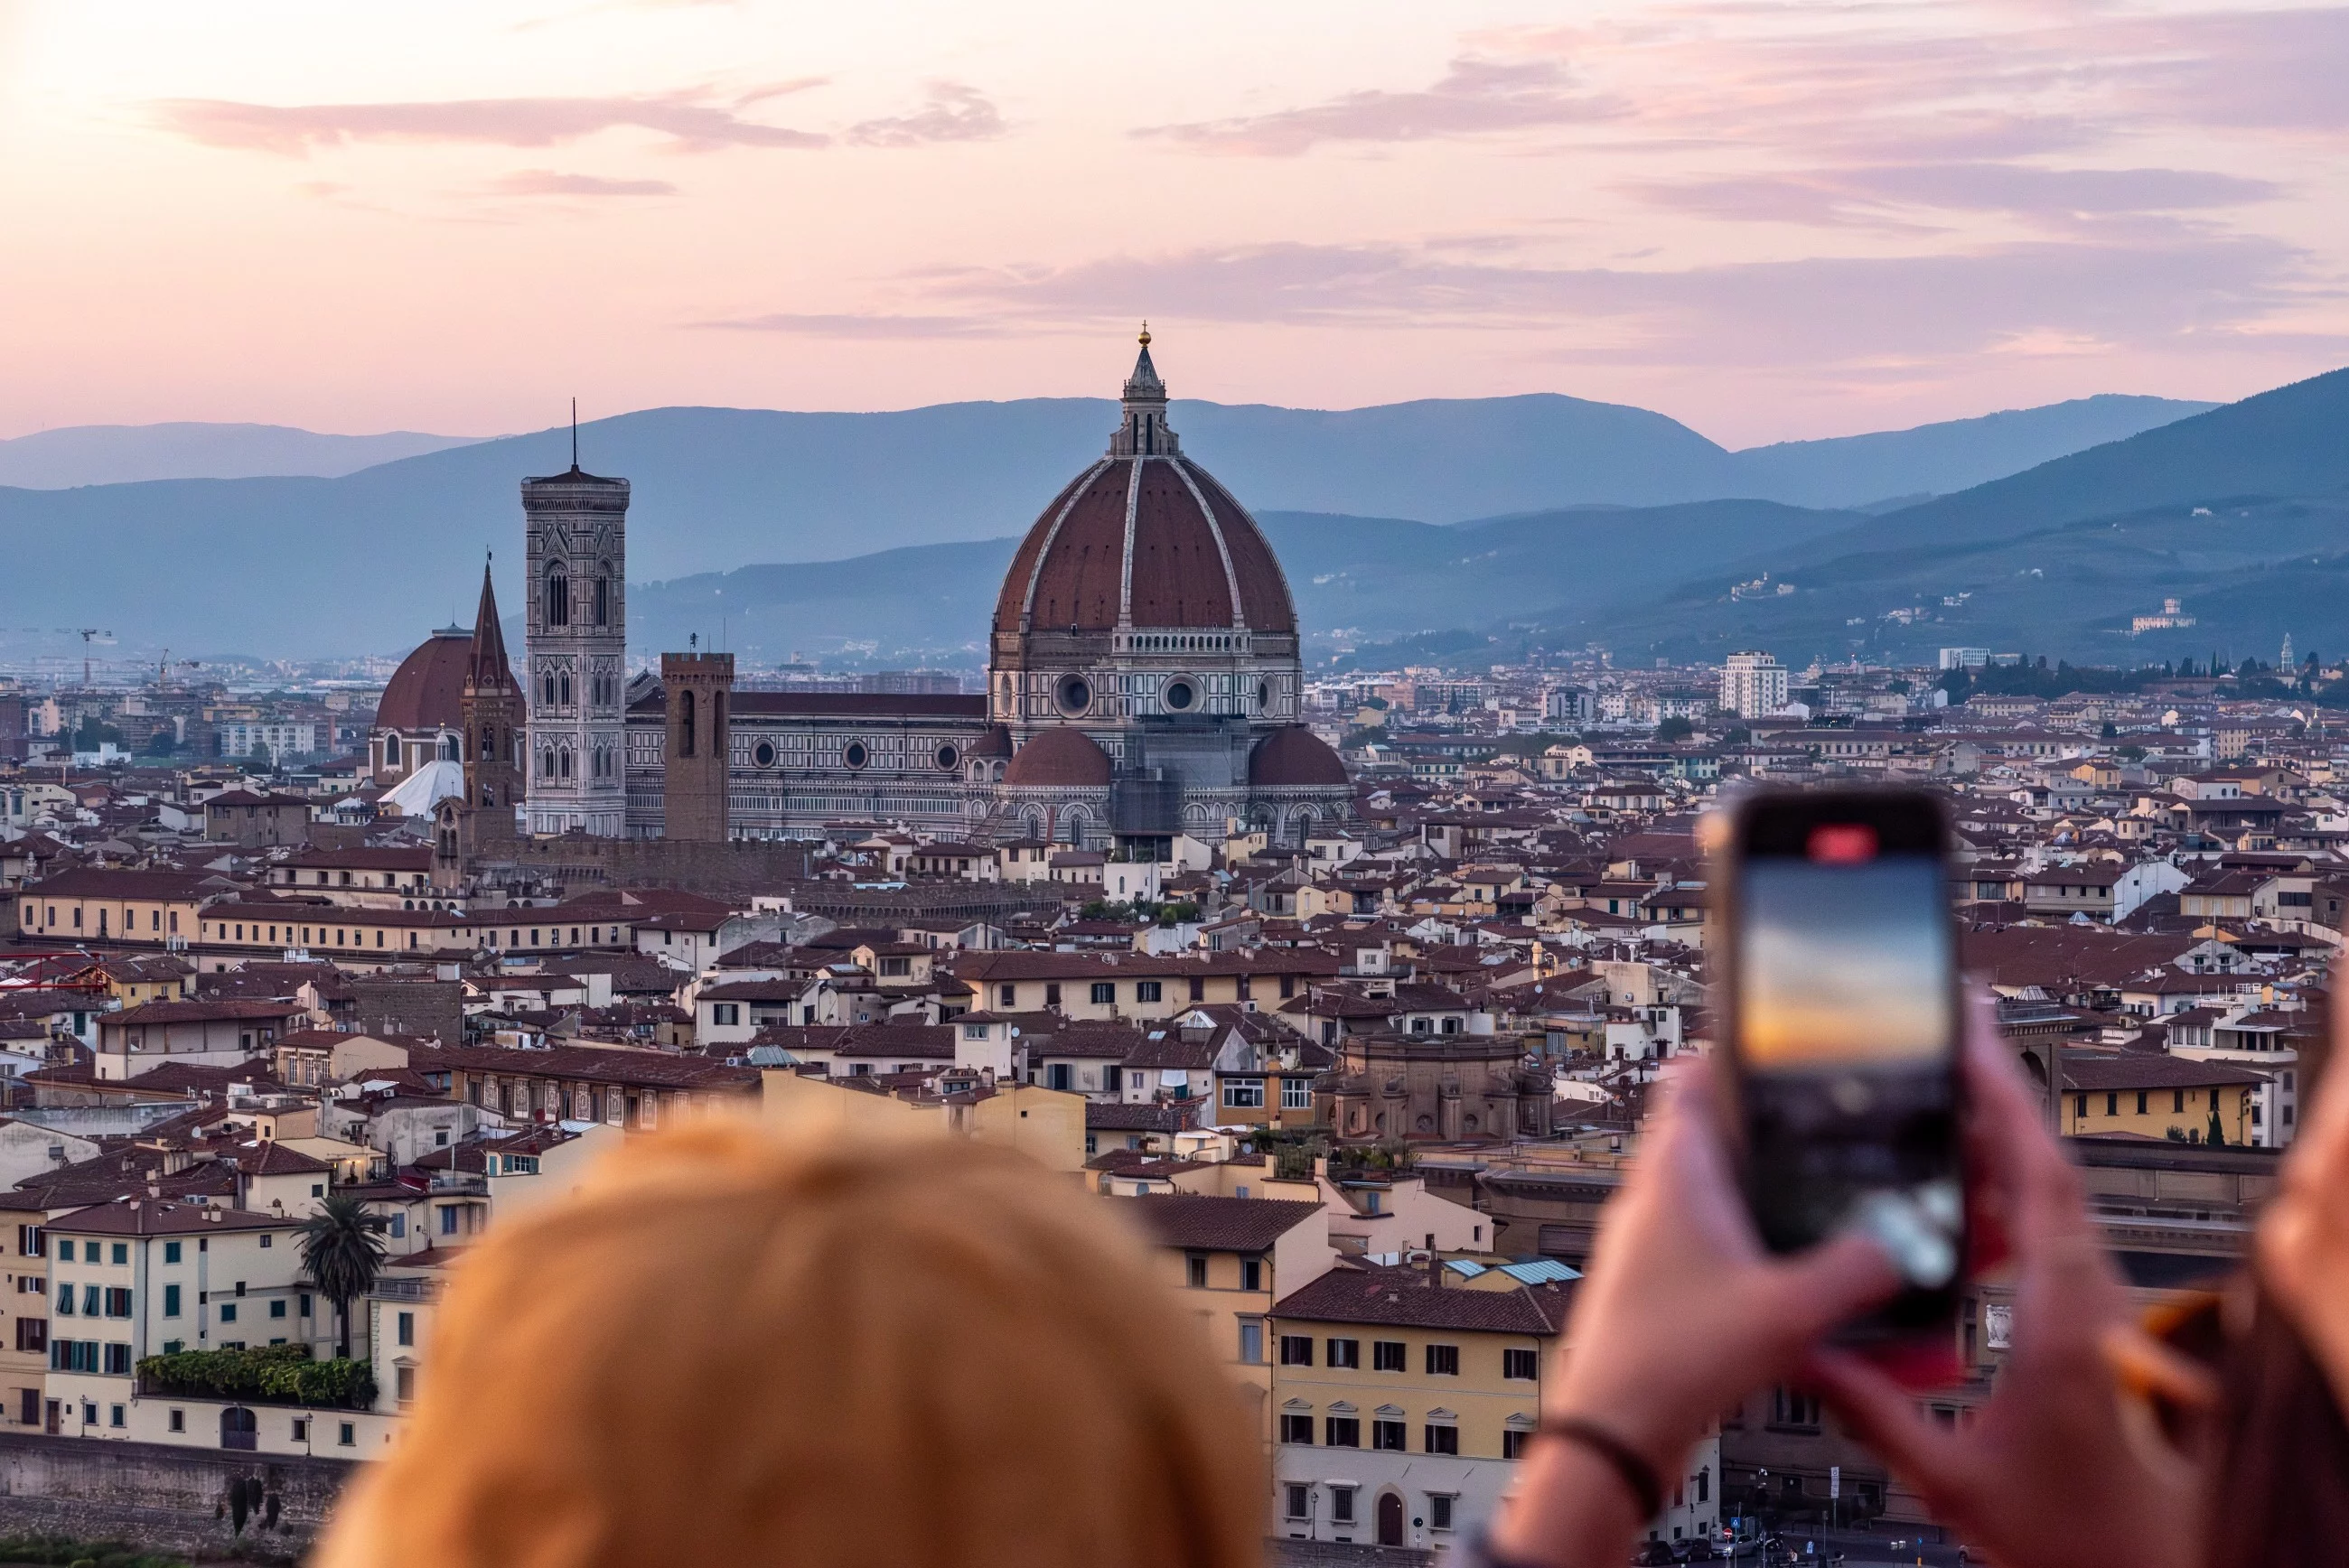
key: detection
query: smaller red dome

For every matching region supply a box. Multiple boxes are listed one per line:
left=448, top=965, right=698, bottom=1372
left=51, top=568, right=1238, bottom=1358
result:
left=1005, top=727, right=1113, bottom=788
left=1249, top=727, right=1347, bottom=788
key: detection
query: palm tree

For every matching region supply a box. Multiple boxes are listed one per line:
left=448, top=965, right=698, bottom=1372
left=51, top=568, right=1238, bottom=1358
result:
left=298, top=1195, right=387, bottom=1359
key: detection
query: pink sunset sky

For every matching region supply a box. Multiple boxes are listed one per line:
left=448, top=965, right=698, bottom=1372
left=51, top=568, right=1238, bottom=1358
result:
left=1, top=0, right=2344, bottom=446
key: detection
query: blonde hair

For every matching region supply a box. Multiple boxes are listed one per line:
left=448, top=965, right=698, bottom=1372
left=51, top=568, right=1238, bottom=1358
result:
left=318, top=1123, right=1265, bottom=1568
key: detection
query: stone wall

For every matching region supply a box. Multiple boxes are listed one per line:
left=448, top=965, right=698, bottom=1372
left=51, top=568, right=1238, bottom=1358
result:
left=0, top=1431, right=355, bottom=1555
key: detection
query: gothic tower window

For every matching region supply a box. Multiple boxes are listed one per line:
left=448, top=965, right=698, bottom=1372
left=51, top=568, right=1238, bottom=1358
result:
left=547, top=569, right=570, bottom=627
left=679, top=691, right=697, bottom=758
left=559, top=672, right=572, bottom=705
left=385, top=736, right=402, bottom=770
left=594, top=569, right=611, bottom=627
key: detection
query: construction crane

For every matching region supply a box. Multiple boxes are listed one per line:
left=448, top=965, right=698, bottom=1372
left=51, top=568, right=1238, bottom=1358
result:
left=70, top=628, right=112, bottom=688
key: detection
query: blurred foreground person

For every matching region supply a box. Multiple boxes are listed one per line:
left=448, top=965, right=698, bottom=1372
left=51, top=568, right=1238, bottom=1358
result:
left=315, top=1124, right=1263, bottom=1568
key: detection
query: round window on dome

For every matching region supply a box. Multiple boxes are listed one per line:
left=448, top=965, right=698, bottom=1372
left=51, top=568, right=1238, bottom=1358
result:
left=1163, top=678, right=1196, bottom=713
left=1258, top=680, right=1270, bottom=709
left=843, top=741, right=869, bottom=770
left=1056, top=676, right=1092, bottom=715
left=753, top=741, right=777, bottom=769
left=935, top=743, right=959, bottom=771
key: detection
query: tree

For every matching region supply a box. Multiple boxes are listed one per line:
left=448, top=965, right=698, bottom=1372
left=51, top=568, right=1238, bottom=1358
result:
left=2206, top=1110, right=2226, bottom=1148
left=298, top=1194, right=387, bottom=1358
left=1654, top=715, right=1695, bottom=742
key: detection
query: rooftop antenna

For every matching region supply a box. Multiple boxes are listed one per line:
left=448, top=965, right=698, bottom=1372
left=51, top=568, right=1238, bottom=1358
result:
left=571, top=398, right=578, bottom=469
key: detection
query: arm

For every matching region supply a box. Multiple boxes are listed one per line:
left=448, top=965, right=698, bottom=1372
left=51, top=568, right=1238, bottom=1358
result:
left=1487, top=1055, right=1897, bottom=1568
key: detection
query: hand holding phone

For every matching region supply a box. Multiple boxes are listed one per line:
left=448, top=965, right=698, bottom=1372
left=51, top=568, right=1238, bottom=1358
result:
left=1714, top=788, right=1968, bottom=1344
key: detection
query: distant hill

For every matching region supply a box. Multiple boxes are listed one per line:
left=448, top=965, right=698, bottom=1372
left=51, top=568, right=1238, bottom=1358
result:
left=0, top=389, right=2215, bottom=659
left=0, top=423, right=479, bottom=488
left=1572, top=366, right=2349, bottom=667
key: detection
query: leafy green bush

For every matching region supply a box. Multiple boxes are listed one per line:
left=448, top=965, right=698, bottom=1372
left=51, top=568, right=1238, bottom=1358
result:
left=135, top=1344, right=374, bottom=1408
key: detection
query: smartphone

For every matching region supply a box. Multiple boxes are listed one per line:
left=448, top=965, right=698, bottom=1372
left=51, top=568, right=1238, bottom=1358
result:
left=1714, top=787, right=1967, bottom=1345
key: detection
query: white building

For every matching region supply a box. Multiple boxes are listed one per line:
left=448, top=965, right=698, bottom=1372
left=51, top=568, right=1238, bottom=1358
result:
left=1717, top=652, right=1790, bottom=720
left=218, top=723, right=319, bottom=763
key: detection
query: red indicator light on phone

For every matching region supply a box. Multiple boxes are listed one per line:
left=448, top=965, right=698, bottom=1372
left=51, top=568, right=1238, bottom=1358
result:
left=1807, top=823, right=1878, bottom=863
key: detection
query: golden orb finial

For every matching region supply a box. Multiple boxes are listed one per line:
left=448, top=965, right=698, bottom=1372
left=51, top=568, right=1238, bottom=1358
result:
left=1138, top=321, right=1151, bottom=348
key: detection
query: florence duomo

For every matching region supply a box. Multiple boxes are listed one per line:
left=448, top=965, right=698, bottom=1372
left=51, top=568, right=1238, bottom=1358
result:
left=370, top=331, right=1353, bottom=865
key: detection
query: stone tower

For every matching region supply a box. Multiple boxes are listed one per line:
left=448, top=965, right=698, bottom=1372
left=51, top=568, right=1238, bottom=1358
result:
left=462, top=560, right=524, bottom=826
left=522, top=459, right=629, bottom=835
left=661, top=649, right=734, bottom=841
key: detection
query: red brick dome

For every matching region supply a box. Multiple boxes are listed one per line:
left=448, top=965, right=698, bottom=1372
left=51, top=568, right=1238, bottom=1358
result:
left=992, top=338, right=1294, bottom=639
left=1249, top=726, right=1348, bottom=788
left=1004, top=726, right=1113, bottom=788
left=375, top=627, right=473, bottom=733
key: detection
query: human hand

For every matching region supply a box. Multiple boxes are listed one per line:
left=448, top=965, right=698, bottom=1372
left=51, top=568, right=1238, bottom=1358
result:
left=1803, top=1005, right=2202, bottom=1568
left=2255, top=984, right=2349, bottom=1418
left=1542, top=1054, right=1902, bottom=1475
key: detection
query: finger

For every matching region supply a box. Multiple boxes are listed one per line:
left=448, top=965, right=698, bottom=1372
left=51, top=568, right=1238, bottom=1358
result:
left=1762, top=1230, right=1903, bottom=1346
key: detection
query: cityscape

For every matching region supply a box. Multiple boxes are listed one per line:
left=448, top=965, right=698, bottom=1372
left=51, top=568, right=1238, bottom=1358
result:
left=4, top=1, right=2347, bottom=1564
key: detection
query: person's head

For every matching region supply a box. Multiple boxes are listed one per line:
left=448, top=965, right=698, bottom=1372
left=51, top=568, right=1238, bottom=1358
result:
left=318, top=1122, right=1264, bottom=1568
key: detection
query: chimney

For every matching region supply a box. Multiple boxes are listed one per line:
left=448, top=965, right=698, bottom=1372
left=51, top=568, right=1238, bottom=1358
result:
left=1427, top=1231, right=1441, bottom=1287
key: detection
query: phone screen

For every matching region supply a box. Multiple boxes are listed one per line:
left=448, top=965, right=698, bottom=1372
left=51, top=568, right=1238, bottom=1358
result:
left=1729, top=812, right=1963, bottom=1313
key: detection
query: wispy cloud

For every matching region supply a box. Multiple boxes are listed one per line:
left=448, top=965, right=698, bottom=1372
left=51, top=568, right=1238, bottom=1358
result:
left=1137, top=57, right=1621, bottom=156
left=691, top=312, right=1003, bottom=338
left=1624, top=163, right=2281, bottom=230
left=152, top=90, right=828, bottom=154
left=845, top=82, right=1004, bottom=148
left=903, top=234, right=2321, bottom=369
left=487, top=169, right=678, bottom=197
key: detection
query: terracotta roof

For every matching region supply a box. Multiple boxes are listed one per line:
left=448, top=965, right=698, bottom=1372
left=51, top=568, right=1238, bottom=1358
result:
left=375, top=627, right=473, bottom=733
left=49, top=1200, right=295, bottom=1237
left=1273, top=1264, right=1567, bottom=1333
left=1117, top=1194, right=1324, bottom=1252
left=1250, top=727, right=1349, bottom=788
left=1004, top=727, right=1113, bottom=789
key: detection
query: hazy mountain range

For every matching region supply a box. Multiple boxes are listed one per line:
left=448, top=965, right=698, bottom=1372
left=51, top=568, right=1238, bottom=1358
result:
left=0, top=389, right=2214, bottom=663
left=0, top=424, right=478, bottom=489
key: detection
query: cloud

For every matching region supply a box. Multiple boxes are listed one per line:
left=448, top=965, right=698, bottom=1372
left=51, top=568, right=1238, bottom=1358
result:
left=152, top=91, right=828, bottom=155
left=1625, top=163, right=2280, bottom=230
left=691, top=313, right=1004, bottom=338
left=846, top=83, right=1005, bottom=148
left=1138, top=56, right=1622, bottom=156
left=910, top=234, right=2316, bottom=369
left=487, top=169, right=678, bottom=197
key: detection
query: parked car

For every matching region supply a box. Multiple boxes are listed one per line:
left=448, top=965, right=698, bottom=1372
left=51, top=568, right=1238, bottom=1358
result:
left=1677, top=1537, right=1717, bottom=1562
left=1633, top=1539, right=1678, bottom=1565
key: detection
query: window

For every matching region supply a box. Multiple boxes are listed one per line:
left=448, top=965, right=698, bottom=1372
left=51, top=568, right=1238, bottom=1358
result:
left=1240, top=1259, right=1262, bottom=1293
left=169, top=1409, right=184, bottom=1433
left=105, top=1288, right=132, bottom=1318
left=1429, top=1495, right=1455, bottom=1531
left=1325, top=1416, right=1362, bottom=1448
left=163, top=1241, right=180, bottom=1265
left=16, top=1226, right=42, bottom=1258
left=1136, top=980, right=1162, bottom=1003
left=164, top=1284, right=181, bottom=1318
left=1281, top=1335, right=1315, bottom=1367
left=109, top=1404, right=126, bottom=1428
left=1281, top=1414, right=1315, bottom=1444
left=1373, top=1420, right=1407, bottom=1451
left=1044, top=983, right=1062, bottom=1008
left=1188, top=977, right=1205, bottom=1002
left=1287, top=1483, right=1312, bottom=1519
left=292, top=1418, right=310, bottom=1442
left=220, top=1303, right=237, bottom=1323
left=1426, top=1344, right=1460, bottom=1377
left=1239, top=1321, right=1264, bottom=1364
left=1503, top=1348, right=1539, bottom=1380
left=2175, top=1090, right=2187, bottom=1113
left=998, top=984, right=1016, bottom=1008
left=396, top=1366, right=416, bottom=1403
left=1331, top=1488, right=1355, bottom=1525
left=104, top=1343, right=130, bottom=1376
left=1090, top=982, right=1116, bottom=1005
left=1186, top=1255, right=1208, bottom=1289
left=2106, top=1092, right=2119, bottom=1116
left=1373, top=1340, right=1407, bottom=1372
left=398, top=1311, right=415, bottom=1347
left=110, top=1244, right=126, bottom=1265
left=2136, top=1091, right=2149, bottom=1115
left=1503, top=1429, right=1530, bottom=1460
left=269, top=1300, right=287, bottom=1320
left=1222, top=1078, right=1265, bottom=1109
left=1425, top=1423, right=1459, bottom=1455
left=1047, top=1062, right=1073, bottom=1093
left=1327, top=1337, right=1361, bottom=1369
left=338, top=1423, right=356, bottom=1447
left=57, top=1240, right=72, bottom=1263
left=1282, top=1078, right=1311, bottom=1110
left=440, top=1207, right=460, bottom=1237
left=2076, top=1094, right=2089, bottom=1118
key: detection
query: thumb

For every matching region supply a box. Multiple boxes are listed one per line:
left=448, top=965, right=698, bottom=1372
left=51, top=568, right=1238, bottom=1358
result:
left=1765, top=1230, right=1903, bottom=1344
